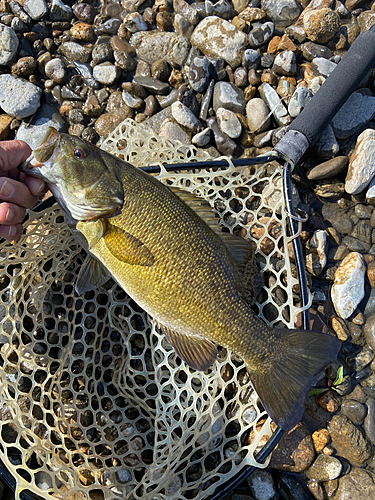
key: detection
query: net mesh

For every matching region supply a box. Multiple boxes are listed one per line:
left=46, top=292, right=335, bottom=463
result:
left=0, top=119, right=308, bottom=500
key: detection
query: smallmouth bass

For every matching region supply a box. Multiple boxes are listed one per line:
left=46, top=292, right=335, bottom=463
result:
left=20, top=127, right=340, bottom=431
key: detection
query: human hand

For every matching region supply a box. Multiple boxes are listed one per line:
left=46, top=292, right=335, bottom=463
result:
left=0, top=140, right=47, bottom=240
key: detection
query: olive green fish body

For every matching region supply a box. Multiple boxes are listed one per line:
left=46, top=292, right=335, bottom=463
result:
left=20, top=128, right=341, bottom=430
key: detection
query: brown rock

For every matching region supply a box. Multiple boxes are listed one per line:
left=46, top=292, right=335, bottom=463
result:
left=317, top=389, right=341, bottom=413
left=111, top=36, right=136, bottom=57
left=367, top=261, right=375, bottom=287
left=83, top=93, right=102, bottom=118
left=73, top=3, right=96, bottom=24
left=95, top=110, right=132, bottom=137
left=59, top=101, right=74, bottom=115
left=329, top=316, right=350, bottom=342
left=267, top=36, right=281, bottom=54
left=269, top=422, right=315, bottom=472
left=238, top=7, right=266, bottom=23
left=328, top=415, right=373, bottom=466
left=169, top=68, right=185, bottom=88
left=303, top=8, right=341, bottom=44
left=278, top=34, right=298, bottom=52
left=11, top=56, right=37, bottom=77
left=308, top=480, right=324, bottom=500
left=0, top=114, right=13, bottom=140
left=332, top=468, right=375, bottom=500
left=156, top=11, right=174, bottom=31
left=345, top=0, right=367, bottom=11
left=261, top=72, right=278, bottom=86
left=312, top=428, right=330, bottom=452
left=70, top=22, right=95, bottom=42
left=144, top=95, right=158, bottom=117
left=307, top=156, right=349, bottom=181
left=358, top=10, right=375, bottom=33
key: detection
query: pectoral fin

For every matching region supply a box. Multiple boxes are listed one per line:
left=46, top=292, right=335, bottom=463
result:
left=104, top=223, right=154, bottom=267
left=76, top=255, right=111, bottom=295
left=159, top=323, right=218, bottom=371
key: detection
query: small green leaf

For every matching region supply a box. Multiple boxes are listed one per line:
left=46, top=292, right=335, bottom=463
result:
left=333, top=366, right=344, bottom=386
left=308, top=387, right=328, bottom=397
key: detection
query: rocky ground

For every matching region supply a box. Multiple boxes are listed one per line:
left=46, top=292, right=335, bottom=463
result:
left=1, top=0, right=375, bottom=499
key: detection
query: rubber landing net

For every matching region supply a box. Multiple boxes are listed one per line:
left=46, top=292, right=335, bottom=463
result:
left=0, top=119, right=309, bottom=500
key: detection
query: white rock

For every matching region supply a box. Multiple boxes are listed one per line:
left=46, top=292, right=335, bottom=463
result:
left=122, top=91, right=143, bottom=109
left=331, top=252, right=366, bottom=319
left=0, top=75, right=42, bottom=118
left=171, top=101, right=201, bottom=133
left=248, top=469, right=276, bottom=500
left=191, top=16, right=248, bottom=68
left=192, top=127, right=211, bottom=147
left=93, top=62, right=120, bottom=85
left=216, top=107, right=242, bottom=139
left=346, top=129, right=375, bottom=195
left=22, top=0, right=48, bottom=20
left=306, top=230, right=327, bottom=277
left=246, top=98, right=271, bottom=133
left=124, top=12, right=148, bottom=33
left=366, top=176, right=375, bottom=205
left=159, top=119, right=190, bottom=144
left=0, top=24, right=19, bottom=65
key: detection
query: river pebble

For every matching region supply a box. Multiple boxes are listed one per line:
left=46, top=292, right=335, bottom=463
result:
left=247, top=470, right=276, bottom=500
left=0, top=74, right=41, bottom=118
left=191, top=16, right=247, bottom=68
left=44, top=58, right=67, bottom=84
left=331, top=252, right=366, bottom=319
left=0, top=24, right=19, bottom=65
left=130, top=31, right=190, bottom=67
left=288, top=86, right=312, bottom=118
left=213, top=81, right=245, bottom=114
left=331, top=468, right=375, bottom=500
left=306, top=454, right=342, bottom=481
left=216, top=108, right=241, bottom=139
left=246, top=98, right=270, bottom=133
left=341, top=399, right=367, bottom=425
left=188, top=56, right=212, bottom=93
left=328, top=415, right=373, bottom=467
left=346, top=129, right=375, bottom=195
left=332, top=94, right=375, bottom=141
left=307, top=157, right=348, bottom=181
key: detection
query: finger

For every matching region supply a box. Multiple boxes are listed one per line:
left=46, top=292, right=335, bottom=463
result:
left=0, top=202, right=26, bottom=225
left=0, top=140, right=32, bottom=173
left=23, top=175, right=47, bottom=197
left=0, top=223, right=23, bottom=241
left=0, top=177, right=39, bottom=209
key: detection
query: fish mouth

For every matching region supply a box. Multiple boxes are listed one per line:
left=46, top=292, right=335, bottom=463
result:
left=19, top=127, right=61, bottom=175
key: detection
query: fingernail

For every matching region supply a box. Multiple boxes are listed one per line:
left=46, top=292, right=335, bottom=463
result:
left=0, top=179, right=15, bottom=199
left=7, top=225, right=17, bottom=239
left=36, top=181, right=46, bottom=195
left=5, top=206, right=14, bottom=222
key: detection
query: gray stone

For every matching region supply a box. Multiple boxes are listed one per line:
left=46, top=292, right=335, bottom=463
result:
left=307, top=156, right=348, bottom=181
left=248, top=21, right=274, bottom=48
left=346, top=129, right=375, bottom=195
left=124, top=12, right=148, bottom=32
left=94, top=18, right=121, bottom=36
left=331, top=252, right=366, bottom=319
left=188, top=56, right=211, bottom=93
left=205, top=0, right=234, bottom=20
left=216, top=107, right=242, bottom=139
left=367, top=177, right=375, bottom=205
left=301, top=41, right=333, bottom=61
left=173, top=0, right=201, bottom=25
left=22, top=0, right=47, bottom=21
left=92, top=43, right=113, bottom=66
left=44, top=58, right=67, bottom=84
left=171, top=101, right=201, bottom=133
left=73, top=60, right=99, bottom=90
left=200, top=79, right=214, bottom=121
left=261, top=0, right=301, bottom=28
left=273, top=50, right=296, bottom=76
left=173, top=13, right=194, bottom=38
left=332, top=93, right=375, bottom=141
left=50, top=0, right=73, bottom=21
left=242, top=48, right=260, bottom=70
left=213, top=81, right=246, bottom=114
left=247, top=469, right=276, bottom=500
left=191, top=16, right=248, bottom=68
left=16, top=104, right=66, bottom=149
left=311, top=57, right=337, bottom=77
left=306, top=454, right=342, bottom=481
left=0, top=24, right=19, bottom=65
left=114, top=51, right=136, bottom=72
left=143, top=107, right=173, bottom=134
left=159, top=118, right=191, bottom=144
left=305, top=230, right=327, bottom=277
left=0, top=75, right=42, bottom=119
left=246, top=98, right=270, bottom=133
left=207, top=117, right=239, bottom=157
left=134, top=76, right=171, bottom=95
left=59, top=42, right=91, bottom=63
left=156, top=89, right=179, bottom=109
left=364, top=398, right=375, bottom=445
left=341, top=399, right=367, bottom=425
left=315, top=124, right=339, bottom=160
left=259, top=82, right=291, bottom=127
left=130, top=31, right=190, bottom=68
left=192, top=128, right=211, bottom=147
left=93, top=62, right=121, bottom=85
left=288, top=87, right=313, bottom=118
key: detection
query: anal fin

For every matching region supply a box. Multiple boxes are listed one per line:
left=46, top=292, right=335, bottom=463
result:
left=159, top=323, right=218, bottom=371
left=76, top=255, right=111, bottom=295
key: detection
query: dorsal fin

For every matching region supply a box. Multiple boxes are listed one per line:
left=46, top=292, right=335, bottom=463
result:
left=169, top=186, right=259, bottom=303
left=168, top=186, right=223, bottom=236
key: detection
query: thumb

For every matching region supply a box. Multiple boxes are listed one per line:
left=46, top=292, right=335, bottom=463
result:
left=0, top=140, right=32, bottom=172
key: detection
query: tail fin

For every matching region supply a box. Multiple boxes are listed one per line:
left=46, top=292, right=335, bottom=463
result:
left=251, top=329, right=341, bottom=431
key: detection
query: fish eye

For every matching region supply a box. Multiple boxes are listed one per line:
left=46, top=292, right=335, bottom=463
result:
left=73, top=147, right=86, bottom=159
